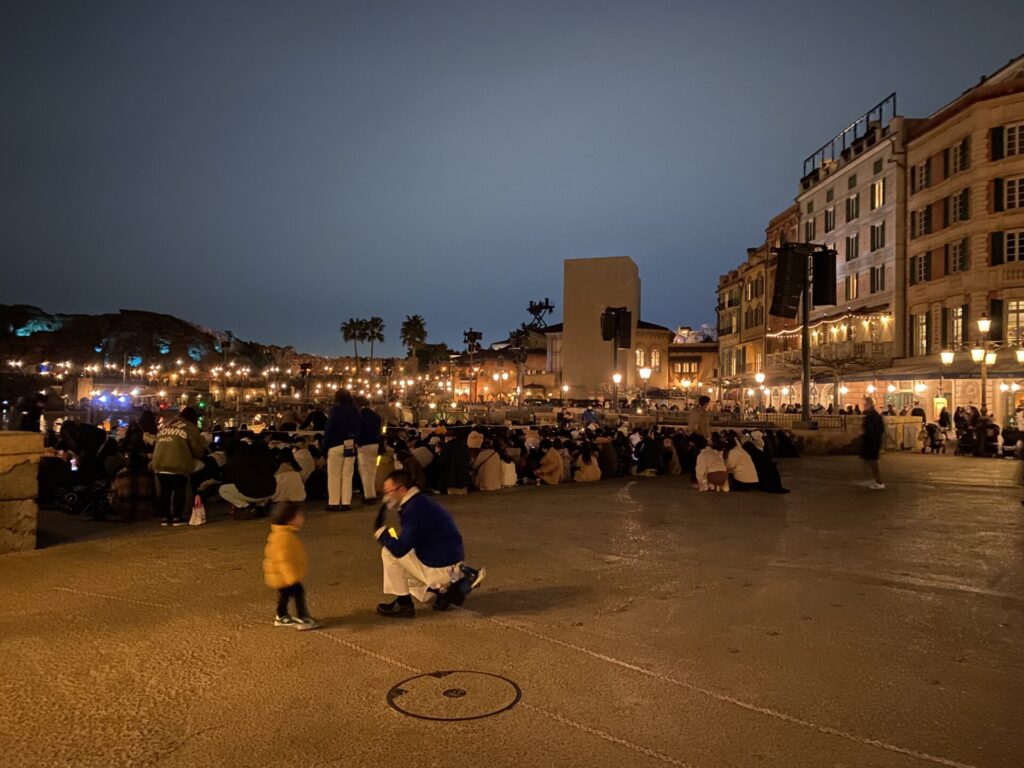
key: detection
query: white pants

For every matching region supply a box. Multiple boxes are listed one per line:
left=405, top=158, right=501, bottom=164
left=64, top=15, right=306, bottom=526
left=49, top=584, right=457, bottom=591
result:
left=327, top=442, right=356, bottom=506
left=381, top=547, right=461, bottom=603
left=218, top=484, right=272, bottom=508
left=357, top=443, right=379, bottom=501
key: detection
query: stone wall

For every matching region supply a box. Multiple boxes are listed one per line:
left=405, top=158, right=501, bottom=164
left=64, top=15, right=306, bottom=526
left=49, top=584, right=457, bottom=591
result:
left=0, top=432, right=42, bottom=553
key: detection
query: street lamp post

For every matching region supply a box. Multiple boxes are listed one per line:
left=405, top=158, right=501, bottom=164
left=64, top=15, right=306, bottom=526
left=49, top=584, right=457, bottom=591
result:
left=612, top=372, right=622, bottom=415
left=754, top=371, right=765, bottom=411
left=942, top=313, right=1002, bottom=418
left=639, top=366, right=651, bottom=403
left=561, top=383, right=569, bottom=410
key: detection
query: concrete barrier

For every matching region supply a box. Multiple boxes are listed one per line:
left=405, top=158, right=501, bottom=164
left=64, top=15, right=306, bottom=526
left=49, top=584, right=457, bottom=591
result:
left=0, top=432, right=42, bottom=553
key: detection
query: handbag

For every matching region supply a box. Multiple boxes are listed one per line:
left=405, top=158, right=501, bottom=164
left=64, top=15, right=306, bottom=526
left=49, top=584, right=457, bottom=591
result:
left=189, top=494, right=207, bottom=526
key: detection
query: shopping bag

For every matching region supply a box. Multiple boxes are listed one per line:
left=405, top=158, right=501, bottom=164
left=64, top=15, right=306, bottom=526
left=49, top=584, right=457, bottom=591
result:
left=189, top=494, right=207, bottom=526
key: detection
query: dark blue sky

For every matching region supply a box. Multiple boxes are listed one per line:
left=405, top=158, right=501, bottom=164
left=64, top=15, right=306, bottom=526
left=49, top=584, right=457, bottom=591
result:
left=3, top=1, right=1022, bottom=355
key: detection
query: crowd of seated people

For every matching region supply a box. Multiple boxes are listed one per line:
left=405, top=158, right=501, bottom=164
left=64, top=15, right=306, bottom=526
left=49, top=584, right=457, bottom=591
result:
left=36, top=405, right=798, bottom=524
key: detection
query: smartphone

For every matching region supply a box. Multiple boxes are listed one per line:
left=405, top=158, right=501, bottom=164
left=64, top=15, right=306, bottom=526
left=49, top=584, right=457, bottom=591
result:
left=70, top=458, right=78, bottom=472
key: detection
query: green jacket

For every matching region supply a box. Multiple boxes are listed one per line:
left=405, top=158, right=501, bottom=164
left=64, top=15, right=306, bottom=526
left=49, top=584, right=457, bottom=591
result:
left=152, top=417, right=207, bottom=475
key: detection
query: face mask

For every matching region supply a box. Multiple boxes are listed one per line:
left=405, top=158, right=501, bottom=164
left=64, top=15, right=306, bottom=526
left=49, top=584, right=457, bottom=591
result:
left=385, top=492, right=401, bottom=512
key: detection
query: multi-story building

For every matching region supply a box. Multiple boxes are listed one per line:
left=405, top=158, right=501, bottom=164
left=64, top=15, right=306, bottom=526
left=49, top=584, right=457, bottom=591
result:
left=782, top=94, right=909, bottom=408
left=716, top=204, right=799, bottom=407
left=668, top=327, right=719, bottom=401
left=900, top=52, right=1024, bottom=423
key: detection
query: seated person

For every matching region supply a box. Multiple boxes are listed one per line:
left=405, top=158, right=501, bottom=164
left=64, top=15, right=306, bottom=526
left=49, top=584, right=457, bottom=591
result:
left=110, top=451, right=157, bottom=520
left=694, top=434, right=729, bottom=492
left=219, top=439, right=277, bottom=516
left=272, top=449, right=307, bottom=505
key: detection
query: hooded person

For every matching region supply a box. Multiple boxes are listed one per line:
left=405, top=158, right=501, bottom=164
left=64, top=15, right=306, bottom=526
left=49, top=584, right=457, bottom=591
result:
left=742, top=435, right=789, bottom=493
left=152, top=407, right=207, bottom=525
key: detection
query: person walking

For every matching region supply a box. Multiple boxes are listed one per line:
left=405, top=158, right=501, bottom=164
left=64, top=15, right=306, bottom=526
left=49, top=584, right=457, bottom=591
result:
left=355, top=397, right=382, bottom=506
left=263, top=504, right=320, bottom=630
left=858, top=397, right=885, bottom=490
left=687, top=395, right=712, bottom=440
left=151, top=407, right=207, bottom=526
left=322, top=390, right=360, bottom=511
left=373, top=470, right=486, bottom=617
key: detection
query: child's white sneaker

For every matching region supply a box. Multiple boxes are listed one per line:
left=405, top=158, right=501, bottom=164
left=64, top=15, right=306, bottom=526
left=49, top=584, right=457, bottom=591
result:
left=274, top=615, right=298, bottom=627
left=294, top=616, right=321, bottom=631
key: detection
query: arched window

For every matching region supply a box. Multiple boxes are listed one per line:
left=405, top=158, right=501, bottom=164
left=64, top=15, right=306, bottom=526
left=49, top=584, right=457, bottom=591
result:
left=650, top=348, right=661, bottom=370
left=636, top=348, right=645, bottom=367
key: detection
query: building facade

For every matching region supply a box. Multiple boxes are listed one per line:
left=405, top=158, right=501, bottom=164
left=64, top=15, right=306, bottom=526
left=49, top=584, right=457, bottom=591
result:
left=902, top=53, right=1024, bottom=423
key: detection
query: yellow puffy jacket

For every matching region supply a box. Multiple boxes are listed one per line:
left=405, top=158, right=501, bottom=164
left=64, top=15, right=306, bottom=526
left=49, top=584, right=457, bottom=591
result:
left=263, top=524, right=306, bottom=589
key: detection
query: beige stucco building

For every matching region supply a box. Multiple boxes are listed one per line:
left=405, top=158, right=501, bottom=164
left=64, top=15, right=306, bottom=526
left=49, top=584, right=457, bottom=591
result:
left=899, top=53, right=1024, bottom=423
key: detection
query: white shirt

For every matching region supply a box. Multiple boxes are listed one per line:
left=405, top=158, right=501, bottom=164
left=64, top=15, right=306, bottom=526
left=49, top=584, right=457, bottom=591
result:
left=726, top=448, right=759, bottom=484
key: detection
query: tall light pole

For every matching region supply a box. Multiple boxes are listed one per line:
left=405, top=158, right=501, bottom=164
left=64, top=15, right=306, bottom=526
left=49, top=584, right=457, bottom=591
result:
left=561, top=383, right=569, bottom=411
left=754, top=371, right=765, bottom=411
left=976, top=312, right=992, bottom=417
left=639, top=367, right=651, bottom=402
left=612, top=372, right=622, bottom=415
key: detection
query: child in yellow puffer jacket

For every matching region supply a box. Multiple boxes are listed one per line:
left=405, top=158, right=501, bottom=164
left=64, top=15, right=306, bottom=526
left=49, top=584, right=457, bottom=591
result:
left=263, top=503, right=319, bottom=630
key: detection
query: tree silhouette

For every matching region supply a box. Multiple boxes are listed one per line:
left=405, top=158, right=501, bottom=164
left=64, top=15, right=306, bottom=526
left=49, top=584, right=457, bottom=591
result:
left=366, top=316, right=385, bottom=373
left=341, top=318, right=362, bottom=371
left=400, top=314, right=427, bottom=358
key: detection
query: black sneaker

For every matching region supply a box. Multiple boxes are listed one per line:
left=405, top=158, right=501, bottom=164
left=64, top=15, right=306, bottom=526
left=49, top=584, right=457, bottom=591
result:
left=293, top=616, right=321, bottom=631
left=377, top=599, right=415, bottom=618
left=363, top=497, right=378, bottom=506
left=160, top=520, right=173, bottom=527
left=428, top=588, right=452, bottom=612
left=340, top=504, right=352, bottom=512
left=449, top=565, right=487, bottom=606
left=325, top=504, right=341, bottom=512
left=171, top=518, right=188, bottom=527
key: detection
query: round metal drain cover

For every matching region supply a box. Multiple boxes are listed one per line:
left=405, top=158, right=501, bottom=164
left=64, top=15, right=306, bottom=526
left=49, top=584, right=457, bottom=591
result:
left=387, top=671, right=521, bottom=721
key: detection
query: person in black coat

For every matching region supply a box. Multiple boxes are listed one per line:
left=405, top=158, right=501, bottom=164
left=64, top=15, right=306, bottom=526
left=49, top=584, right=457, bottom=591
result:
left=859, top=397, right=886, bottom=489
left=436, top=433, right=471, bottom=494
left=219, top=440, right=277, bottom=516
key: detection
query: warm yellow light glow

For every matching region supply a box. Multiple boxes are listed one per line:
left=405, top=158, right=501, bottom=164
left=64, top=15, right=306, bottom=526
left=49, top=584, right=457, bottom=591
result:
left=940, top=350, right=955, bottom=365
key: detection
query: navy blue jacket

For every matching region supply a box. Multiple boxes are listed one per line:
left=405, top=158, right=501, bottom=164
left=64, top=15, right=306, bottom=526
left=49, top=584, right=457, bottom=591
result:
left=322, top=403, right=360, bottom=451
left=379, top=492, right=465, bottom=567
left=358, top=407, right=382, bottom=447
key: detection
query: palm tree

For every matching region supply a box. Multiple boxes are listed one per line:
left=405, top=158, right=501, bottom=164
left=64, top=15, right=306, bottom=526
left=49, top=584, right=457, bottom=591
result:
left=341, top=318, right=362, bottom=371
left=365, top=316, right=385, bottom=373
left=400, top=314, right=427, bottom=358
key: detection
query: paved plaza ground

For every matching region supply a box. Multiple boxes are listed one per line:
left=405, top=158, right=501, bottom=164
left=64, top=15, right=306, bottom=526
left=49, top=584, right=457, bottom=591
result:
left=1, top=453, right=1022, bottom=768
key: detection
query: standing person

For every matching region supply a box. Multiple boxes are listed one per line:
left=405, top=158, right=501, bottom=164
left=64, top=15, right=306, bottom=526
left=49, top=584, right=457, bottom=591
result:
left=687, top=395, right=712, bottom=440
left=373, top=470, right=486, bottom=617
left=355, top=397, right=382, bottom=506
left=263, top=503, right=319, bottom=630
left=859, top=397, right=886, bottom=490
left=152, top=407, right=207, bottom=526
left=322, top=390, right=360, bottom=511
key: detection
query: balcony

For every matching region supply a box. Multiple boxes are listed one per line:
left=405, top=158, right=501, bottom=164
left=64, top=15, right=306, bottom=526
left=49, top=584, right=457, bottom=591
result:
left=767, top=341, right=893, bottom=372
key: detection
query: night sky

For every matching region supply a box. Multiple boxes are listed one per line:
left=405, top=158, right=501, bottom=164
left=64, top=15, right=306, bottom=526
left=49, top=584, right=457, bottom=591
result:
left=3, top=1, right=1022, bottom=356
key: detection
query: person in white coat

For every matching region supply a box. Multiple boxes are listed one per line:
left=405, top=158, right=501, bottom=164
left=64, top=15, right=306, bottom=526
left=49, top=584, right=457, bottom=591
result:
left=694, top=433, right=729, bottom=492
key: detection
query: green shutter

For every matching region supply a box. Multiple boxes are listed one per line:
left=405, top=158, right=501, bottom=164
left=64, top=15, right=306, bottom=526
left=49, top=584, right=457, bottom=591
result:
left=991, top=127, right=1004, bottom=161
left=961, top=137, right=970, bottom=170
left=990, top=299, right=1004, bottom=342
left=961, top=237, right=969, bottom=270
left=941, top=307, right=950, bottom=347
left=910, top=166, right=917, bottom=192
left=962, top=304, right=969, bottom=336
left=910, top=210, right=917, bottom=239
left=909, top=255, right=918, bottom=285
left=924, top=251, right=933, bottom=281
left=943, top=244, right=950, bottom=274
left=943, top=197, right=950, bottom=228
left=994, top=178, right=1004, bottom=212
left=943, top=148, right=950, bottom=179
left=962, top=188, right=970, bottom=221
left=991, top=232, right=1004, bottom=266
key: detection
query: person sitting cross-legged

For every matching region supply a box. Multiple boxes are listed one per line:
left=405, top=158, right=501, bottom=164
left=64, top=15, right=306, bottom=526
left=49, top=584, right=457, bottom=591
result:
left=373, top=470, right=486, bottom=618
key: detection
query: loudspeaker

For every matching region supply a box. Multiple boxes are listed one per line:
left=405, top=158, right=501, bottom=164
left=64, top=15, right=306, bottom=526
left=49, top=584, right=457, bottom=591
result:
left=812, top=248, right=837, bottom=306
left=769, top=248, right=804, bottom=319
left=600, top=310, right=617, bottom=341
left=616, top=310, right=632, bottom=349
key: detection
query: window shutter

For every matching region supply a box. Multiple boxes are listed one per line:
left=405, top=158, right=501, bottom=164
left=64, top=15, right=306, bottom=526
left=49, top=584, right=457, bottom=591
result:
left=943, top=244, right=950, bottom=275
left=961, top=237, right=969, bottom=270
left=943, top=148, right=950, bottom=179
left=910, top=165, right=917, bottom=192
left=925, top=205, right=933, bottom=234
left=925, top=312, right=932, bottom=355
left=941, top=307, right=950, bottom=347
left=990, top=299, right=1004, bottom=342
left=943, top=197, right=950, bottom=228
left=961, top=188, right=970, bottom=221
left=909, top=255, right=918, bottom=285
left=991, top=127, right=1004, bottom=161
left=990, top=232, right=1004, bottom=266
left=924, top=251, right=933, bottom=281
left=994, top=178, right=1004, bottom=212
left=910, top=210, right=917, bottom=239
left=961, top=137, right=970, bottom=170
left=962, top=304, right=970, bottom=334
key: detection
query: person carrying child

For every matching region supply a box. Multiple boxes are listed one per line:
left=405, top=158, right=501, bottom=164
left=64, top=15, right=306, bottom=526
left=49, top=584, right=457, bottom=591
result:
left=263, top=503, right=320, bottom=630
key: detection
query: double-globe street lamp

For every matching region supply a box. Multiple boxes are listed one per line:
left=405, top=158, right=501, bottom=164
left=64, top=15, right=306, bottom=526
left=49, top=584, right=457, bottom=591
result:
left=941, top=312, right=1024, bottom=417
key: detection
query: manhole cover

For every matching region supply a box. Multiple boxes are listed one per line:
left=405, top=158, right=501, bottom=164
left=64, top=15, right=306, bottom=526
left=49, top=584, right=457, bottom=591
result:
left=386, top=671, right=521, bottom=721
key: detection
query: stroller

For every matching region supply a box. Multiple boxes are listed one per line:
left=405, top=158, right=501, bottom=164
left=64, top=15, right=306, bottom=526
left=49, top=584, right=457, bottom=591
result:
left=922, top=423, right=946, bottom=454
left=955, top=427, right=978, bottom=456
left=55, top=480, right=114, bottom=521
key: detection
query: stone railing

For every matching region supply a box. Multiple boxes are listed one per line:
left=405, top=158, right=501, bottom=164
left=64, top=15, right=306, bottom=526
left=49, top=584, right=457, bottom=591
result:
left=0, top=432, right=42, bottom=553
